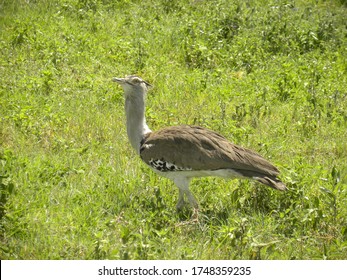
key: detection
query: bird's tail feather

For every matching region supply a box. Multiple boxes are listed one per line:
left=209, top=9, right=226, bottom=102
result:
left=254, top=176, right=287, bottom=191
left=229, top=169, right=287, bottom=191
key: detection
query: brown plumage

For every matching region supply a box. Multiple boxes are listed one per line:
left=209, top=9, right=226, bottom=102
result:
left=140, top=125, right=286, bottom=191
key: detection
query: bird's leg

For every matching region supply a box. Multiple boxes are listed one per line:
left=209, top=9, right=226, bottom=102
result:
left=174, top=177, right=199, bottom=220
left=185, top=189, right=199, bottom=210
left=185, top=189, right=199, bottom=221
left=176, top=189, right=186, bottom=211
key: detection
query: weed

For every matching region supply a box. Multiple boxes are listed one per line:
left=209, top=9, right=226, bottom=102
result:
left=0, top=0, right=346, bottom=260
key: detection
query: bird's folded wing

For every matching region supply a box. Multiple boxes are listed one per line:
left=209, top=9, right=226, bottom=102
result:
left=140, top=125, right=279, bottom=177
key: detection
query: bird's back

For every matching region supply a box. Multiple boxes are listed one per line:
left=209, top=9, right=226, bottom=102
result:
left=140, top=125, right=280, bottom=177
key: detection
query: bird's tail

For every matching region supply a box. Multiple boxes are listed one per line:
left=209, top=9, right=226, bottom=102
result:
left=254, top=176, right=287, bottom=191
left=231, top=169, right=287, bottom=191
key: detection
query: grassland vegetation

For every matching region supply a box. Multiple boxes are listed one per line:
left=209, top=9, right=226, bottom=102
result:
left=0, top=0, right=347, bottom=259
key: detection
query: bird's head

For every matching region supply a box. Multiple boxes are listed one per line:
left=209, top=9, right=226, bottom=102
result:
left=112, top=75, right=151, bottom=98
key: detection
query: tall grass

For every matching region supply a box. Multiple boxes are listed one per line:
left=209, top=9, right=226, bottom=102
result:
left=1, top=0, right=347, bottom=259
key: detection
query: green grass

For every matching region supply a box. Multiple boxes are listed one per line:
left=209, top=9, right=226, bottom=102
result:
left=1, top=0, right=347, bottom=259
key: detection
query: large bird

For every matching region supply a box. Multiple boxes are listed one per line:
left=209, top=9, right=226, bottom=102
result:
left=112, top=75, right=286, bottom=216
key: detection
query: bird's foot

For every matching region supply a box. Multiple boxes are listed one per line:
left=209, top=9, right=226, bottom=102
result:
left=175, top=207, right=200, bottom=227
left=191, top=207, right=199, bottom=222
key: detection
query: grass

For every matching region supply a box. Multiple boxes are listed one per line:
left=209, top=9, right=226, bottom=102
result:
left=1, top=0, right=347, bottom=259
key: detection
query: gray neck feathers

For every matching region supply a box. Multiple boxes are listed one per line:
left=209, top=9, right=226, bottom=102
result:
left=125, top=93, right=151, bottom=154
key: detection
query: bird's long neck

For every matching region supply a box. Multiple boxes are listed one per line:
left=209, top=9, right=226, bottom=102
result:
left=125, top=94, right=152, bottom=154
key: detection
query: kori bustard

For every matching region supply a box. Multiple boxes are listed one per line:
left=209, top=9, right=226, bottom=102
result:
left=112, top=75, right=286, bottom=216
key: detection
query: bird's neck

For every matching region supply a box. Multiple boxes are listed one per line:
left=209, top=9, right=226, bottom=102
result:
left=125, top=95, right=152, bottom=154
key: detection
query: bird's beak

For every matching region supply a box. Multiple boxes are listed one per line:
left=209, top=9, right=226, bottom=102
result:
left=143, top=81, right=152, bottom=88
left=112, top=77, right=125, bottom=84
left=112, top=77, right=152, bottom=88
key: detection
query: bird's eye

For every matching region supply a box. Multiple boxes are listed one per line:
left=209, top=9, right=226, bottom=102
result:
left=132, top=77, right=141, bottom=84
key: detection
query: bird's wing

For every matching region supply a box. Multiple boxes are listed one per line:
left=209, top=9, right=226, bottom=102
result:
left=140, top=125, right=279, bottom=176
